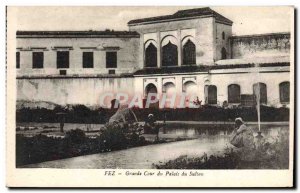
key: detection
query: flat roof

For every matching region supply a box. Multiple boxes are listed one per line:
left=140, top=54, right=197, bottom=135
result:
left=215, top=56, right=290, bottom=65
left=133, top=62, right=290, bottom=75
left=16, top=30, right=140, bottom=38
left=231, top=32, right=290, bottom=39
left=128, top=7, right=233, bottom=26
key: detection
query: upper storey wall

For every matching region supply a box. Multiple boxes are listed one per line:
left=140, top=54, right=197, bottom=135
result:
left=16, top=34, right=140, bottom=77
left=230, top=33, right=290, bottom=59
left=215, top=22, right=232, bottom=61
left=129, top=17, right=218, bottom=65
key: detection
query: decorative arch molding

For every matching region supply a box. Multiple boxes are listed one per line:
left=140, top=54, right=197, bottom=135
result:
left=144, top=39, right=158, bottom=49
left=161, top=35, right=178, bottom=47
left=204, top=79, right=211, bottom=86
left=162, top=82, right=176, bottom=93
left=182, top=76, right=197, bottom=85
left=181, top=35, right=196, bottom=46
left=162, top=77, right=176, bottom=86
left=183, top=80, right=197, bottom=85
left=143, top=78, right=158, bottom=97
left=182, top=81, right=197, bottom=93
left=203, top=74, right=212, bottom=84
left=163, top=81, right=176, bottom=87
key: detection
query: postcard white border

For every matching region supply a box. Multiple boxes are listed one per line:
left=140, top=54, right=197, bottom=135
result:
left=5, top=6, right=294, bottom=188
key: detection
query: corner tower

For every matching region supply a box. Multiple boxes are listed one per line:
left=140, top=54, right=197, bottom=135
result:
left=128, top=7, right=233, bottom=67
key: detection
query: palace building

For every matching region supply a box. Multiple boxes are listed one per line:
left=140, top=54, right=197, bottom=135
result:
left=16, top=7, right=291, bottom=108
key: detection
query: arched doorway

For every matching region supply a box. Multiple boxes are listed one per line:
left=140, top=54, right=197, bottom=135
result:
left=279, top=81, right=290, bottom=103
left=221, top=47, right=227, bottom=59
left=183, top=81, right=198, bottom=107
left=162, top=41, right=178, bottom=67
left=145, top=43, right=157, bottom=67
left=205, top=85, right=217, bottom=104
left=145, top=83, right=158, bottom=108
left=145, top=83, right=158, bottom=98
left=228, top=84, right=241, bottom=103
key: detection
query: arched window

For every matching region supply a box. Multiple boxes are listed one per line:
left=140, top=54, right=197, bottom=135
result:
left=183, top=81, right=198, bottom=107
left=145, top=83, right=158, bottom=108
left=162, top=82, right=175, bottom=94
left=279, top=81, right=290, bottom=103
left=162, top=41, right=178, bottom=67
left=253, top=83, right=267, bottom=104
left=182, top=39, right=196, bottom=65
left=145, top=83, right=157, bottom=97
left=205, top=85, right=217, bottom=104
left=145, top=43, right=157, bottom=67
left=228, top=84, right=241, bottom=103
left=162, top=82, right=176, bottom=108
left=183, top=81, right=197, bottom=95
left=221, top=47, right=227, bottom=59
left=222, top=32, right=225, bottom=40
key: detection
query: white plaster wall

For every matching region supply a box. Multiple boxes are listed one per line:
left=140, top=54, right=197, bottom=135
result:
left=215, top=22, right=232, bottom=60
left=134, top=67, right=290, bottom=108
left=231, top=34, right=290, bottom=59
left=181, top=29, right=196, bottom=41
left=130, top=17, right=216, bottom=65
left=208, top=70, right=290, bottom=107
left=17, top=67, right=290, bottom=108
left=17, top=77, right=135, bottom=107
left=17, top=37, right=140, bottom=76
left=143, top=33, right=157, bottom=43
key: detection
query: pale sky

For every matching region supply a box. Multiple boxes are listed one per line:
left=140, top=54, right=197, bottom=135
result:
left=13, top=6, right=293, bottom=36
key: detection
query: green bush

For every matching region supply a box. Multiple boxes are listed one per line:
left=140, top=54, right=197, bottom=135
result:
left=99, top=122, right=146, bottom=151
left=154, top=130, right=289, bottom=169
left=16, top=124, right=149, bottom=166
left=16, top=105, right=289, bottom=123
left=99, top=123, right=128, bottom=151
left=65, top=129, right=86, bottom=144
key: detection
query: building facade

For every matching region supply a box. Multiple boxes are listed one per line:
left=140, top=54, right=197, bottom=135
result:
left=16, top=7, right=291, bottom=108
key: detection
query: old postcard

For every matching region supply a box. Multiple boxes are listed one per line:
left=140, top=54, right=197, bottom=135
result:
left=6, top=6, right=294, bottom=187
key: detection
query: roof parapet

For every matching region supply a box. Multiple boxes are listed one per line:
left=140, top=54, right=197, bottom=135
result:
left=16, top=30, right=140, bottom=38
left=128, top=7, right=233, bottom=26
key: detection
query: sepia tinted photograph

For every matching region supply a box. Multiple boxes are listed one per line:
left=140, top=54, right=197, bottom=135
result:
left=6, top=5, right=294, bottom=187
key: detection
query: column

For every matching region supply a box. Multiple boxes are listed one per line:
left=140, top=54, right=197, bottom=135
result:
left=177, top=29, right=182, bottom=66
left=141, top=33, right=145, bottom=68
left=157, top=32, right=161, bottom=68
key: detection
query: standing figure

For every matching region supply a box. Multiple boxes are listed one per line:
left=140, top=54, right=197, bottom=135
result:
left=57, top=112, right=66, bottom=133
left=60, top=116, right=65, bottom=133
